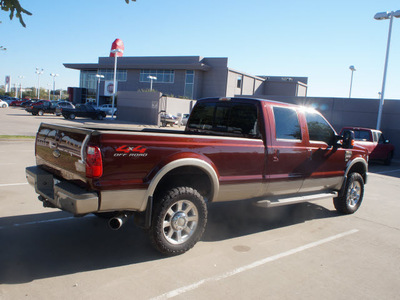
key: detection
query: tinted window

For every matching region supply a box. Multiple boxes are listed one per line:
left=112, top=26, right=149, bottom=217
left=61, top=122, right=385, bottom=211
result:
left=273, top=107, right=301, bottom=140
left=305, top=111, right=335, bottom=144
left=188, top=102, right=260, bottom=138
left=353, top=130, right=371, bottom=141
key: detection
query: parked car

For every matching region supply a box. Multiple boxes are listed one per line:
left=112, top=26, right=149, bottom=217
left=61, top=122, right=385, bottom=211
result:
left=160, top=113, right=178, bottom=127
left=61, top=103, right=106, bottom=120
left=26, top=101, right=58, bottom=115
left=0, top=100, right=9, bottom=108
left=55, top=101, right=75, bottom=116
left=340, top=127, right=395, bottom=165
left=20, top=100, right=37, bottom=107
left=97, top=104, right=117, bottom=116
left=9, top=99, right=24, bottom=106
left=181, top=113, right=190, bottom=126
left=26, top=97, right=368, bottom=255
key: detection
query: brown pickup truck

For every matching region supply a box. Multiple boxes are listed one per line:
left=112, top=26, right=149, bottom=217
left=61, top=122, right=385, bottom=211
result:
left=26, top=97, right=368, bottom=255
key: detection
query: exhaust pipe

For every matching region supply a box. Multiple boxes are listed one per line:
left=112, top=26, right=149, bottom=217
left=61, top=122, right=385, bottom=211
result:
left=108, top=213, right=131, bottom=230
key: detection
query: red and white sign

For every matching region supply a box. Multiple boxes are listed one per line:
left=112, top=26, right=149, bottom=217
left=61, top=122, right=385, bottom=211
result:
left=110, top=39, right=124, bottom=58
left=104, top=80, right=117, bottom=96
left=5, top=76, right=10, bottom=93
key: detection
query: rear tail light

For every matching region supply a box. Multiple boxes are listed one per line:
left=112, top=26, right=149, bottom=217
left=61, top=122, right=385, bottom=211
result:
left=86, top=146, right=103, bottom=178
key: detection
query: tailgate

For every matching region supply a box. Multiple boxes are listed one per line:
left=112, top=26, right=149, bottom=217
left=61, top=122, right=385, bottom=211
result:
left=35, top=123, right=97, bottom=182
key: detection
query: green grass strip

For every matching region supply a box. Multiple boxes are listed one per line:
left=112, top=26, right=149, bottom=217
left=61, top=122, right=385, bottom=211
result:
left=0, top=135, right=35, bottom=139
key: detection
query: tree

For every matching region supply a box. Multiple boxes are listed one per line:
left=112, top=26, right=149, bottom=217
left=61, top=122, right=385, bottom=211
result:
left=1, top=0, right=136, bottom=28
left=1, top=0, right=32, bottom=27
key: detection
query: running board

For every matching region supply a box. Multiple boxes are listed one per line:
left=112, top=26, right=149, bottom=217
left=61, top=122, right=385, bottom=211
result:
left=254, top=192, right=338, bottom=208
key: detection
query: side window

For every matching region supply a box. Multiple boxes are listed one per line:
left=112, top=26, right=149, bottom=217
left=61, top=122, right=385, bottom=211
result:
left=273, top=107, right=301, bottom=140
left=305, top=111, right=335, bottom=145
left=188, top=102, right=260, bottom=138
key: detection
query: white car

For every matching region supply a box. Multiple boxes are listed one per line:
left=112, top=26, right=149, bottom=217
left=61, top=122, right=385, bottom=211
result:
left=0, top=100, right=9, bottom=108
left=181, top=113, right=190, bottom=126
left=98, top=104, right=117, bottom=116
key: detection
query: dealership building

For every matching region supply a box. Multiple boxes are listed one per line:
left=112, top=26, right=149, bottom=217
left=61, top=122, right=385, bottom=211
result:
left=63, top=56, right=308, bottom=103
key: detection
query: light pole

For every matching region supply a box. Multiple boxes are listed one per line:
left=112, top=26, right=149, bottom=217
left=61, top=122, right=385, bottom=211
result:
left=47, top=84, right=52, bottom=100
left=348, top=66, right=356, bottom=98
left=50, top=73, right=59, bottom=100
left=110, top=48, right=123, bottom=119
left=35, top=68, right=44, bottom=98
left=147, top=75, right=157, bottom=91
left=374, top=10, right=400, bottom=130
left=18, top=76, right=24, bottom=99
left=95, top=74, right=105, bottom=107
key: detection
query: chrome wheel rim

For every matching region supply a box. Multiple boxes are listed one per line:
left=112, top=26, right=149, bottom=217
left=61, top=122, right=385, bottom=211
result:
left=162, top=200, right=198, bottom=245
left=347, top=181, right=361, bottom=208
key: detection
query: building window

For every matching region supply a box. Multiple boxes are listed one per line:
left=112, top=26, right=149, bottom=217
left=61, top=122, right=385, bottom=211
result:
left=140, top=70, right=174, bottom=83
left=98, top=69, right=127, bottom=81
left=80, top=69, right=127, bottom=97
left=237, top=75, right=242, bottom=89
left=184, top=70, right=194, bottom=99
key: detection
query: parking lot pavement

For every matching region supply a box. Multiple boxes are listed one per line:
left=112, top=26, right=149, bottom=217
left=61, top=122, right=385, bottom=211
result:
left=0, top=108, right=400, bottom=299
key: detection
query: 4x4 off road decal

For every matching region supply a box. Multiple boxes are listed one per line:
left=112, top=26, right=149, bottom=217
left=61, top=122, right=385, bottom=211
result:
left=114, top=145, right=148, bottom=157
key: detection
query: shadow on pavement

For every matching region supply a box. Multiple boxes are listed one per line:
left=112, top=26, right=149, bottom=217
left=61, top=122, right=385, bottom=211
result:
left=368, top=160, right=400, bottom=179
left=0, top=201, right=338, bottom=284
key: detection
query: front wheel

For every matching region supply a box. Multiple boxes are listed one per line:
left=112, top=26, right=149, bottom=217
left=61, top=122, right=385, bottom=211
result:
left=149, top=187, right=207, bottom=255
left=69, top=113, right=76, bottom=120
left=334, top=173, right=364, bottom=214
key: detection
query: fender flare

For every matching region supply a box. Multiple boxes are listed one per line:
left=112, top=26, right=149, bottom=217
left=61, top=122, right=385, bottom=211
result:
left=140, top=158, right=220, bottom=211
left=339, top=157, right=368, bottom=197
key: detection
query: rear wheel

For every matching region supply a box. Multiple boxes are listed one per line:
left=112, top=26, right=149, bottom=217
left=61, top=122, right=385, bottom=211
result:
left=38, top=110, right=44, bottom=116
left=334, top=173, right=364, bottom=214
left=149, top=187, right=207, bottom=255
left=69, top=113, right=76, bottom=120
left=97, top=114, right=104, bottom=120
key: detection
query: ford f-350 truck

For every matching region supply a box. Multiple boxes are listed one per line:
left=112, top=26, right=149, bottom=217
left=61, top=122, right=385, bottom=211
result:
left=26, top=97, right=368, bottom=255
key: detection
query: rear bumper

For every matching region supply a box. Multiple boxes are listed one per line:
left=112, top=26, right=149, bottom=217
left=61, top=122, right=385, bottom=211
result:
left=26, top=166, right=99, bottom=215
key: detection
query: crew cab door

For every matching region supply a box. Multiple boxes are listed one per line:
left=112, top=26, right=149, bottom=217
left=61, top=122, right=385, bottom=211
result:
left=264, top=105, right=309, bottom=196
left=299, top=110, right=347, bottom=193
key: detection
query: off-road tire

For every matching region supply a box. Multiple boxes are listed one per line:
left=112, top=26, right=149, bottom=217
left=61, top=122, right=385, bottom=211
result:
left=334, top=172, right=364, bottom=214
left=149, top=187, right=207, bottom=255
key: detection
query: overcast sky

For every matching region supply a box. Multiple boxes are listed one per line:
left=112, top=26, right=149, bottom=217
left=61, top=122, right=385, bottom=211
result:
left=1, top=0, right=400, bottom=99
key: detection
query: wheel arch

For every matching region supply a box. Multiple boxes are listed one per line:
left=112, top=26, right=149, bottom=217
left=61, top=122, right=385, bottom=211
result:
left=141, top=158, right=219, bottom=211
left=338, top=157, right=368, bottom=197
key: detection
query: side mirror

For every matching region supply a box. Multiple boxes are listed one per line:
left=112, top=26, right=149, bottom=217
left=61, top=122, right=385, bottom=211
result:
left=341, top=130, right=355, bottom=149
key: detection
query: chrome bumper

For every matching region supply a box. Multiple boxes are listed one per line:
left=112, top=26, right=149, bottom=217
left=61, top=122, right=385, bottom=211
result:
left=26, top=166, right=99, bottom=215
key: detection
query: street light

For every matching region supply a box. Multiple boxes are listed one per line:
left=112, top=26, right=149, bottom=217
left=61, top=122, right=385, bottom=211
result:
left=35, top=68, right=44, bottom=98
left=147, top=75, right=157, bottom=91
left=95, top=74, right=105, bottom=107
left=50, top=73, right=59, bottom=100
left=348, top=66, right=356, bottom=98
left=374, top=10, right=400, bottom=130
left=110, top=48, right=123, bottom=119
left=18, top=75, right=24, bottom=99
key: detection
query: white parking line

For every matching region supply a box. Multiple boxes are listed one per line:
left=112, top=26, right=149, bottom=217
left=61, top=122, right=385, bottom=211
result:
left=0, top=183, right=28, bottom=187
left=152, top=229, right=359, bottom=300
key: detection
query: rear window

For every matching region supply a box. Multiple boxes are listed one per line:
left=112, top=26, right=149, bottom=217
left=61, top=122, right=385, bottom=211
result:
left=353, top=130, right=372, bottom=142
left=187, top=101, right=260, bottom=138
